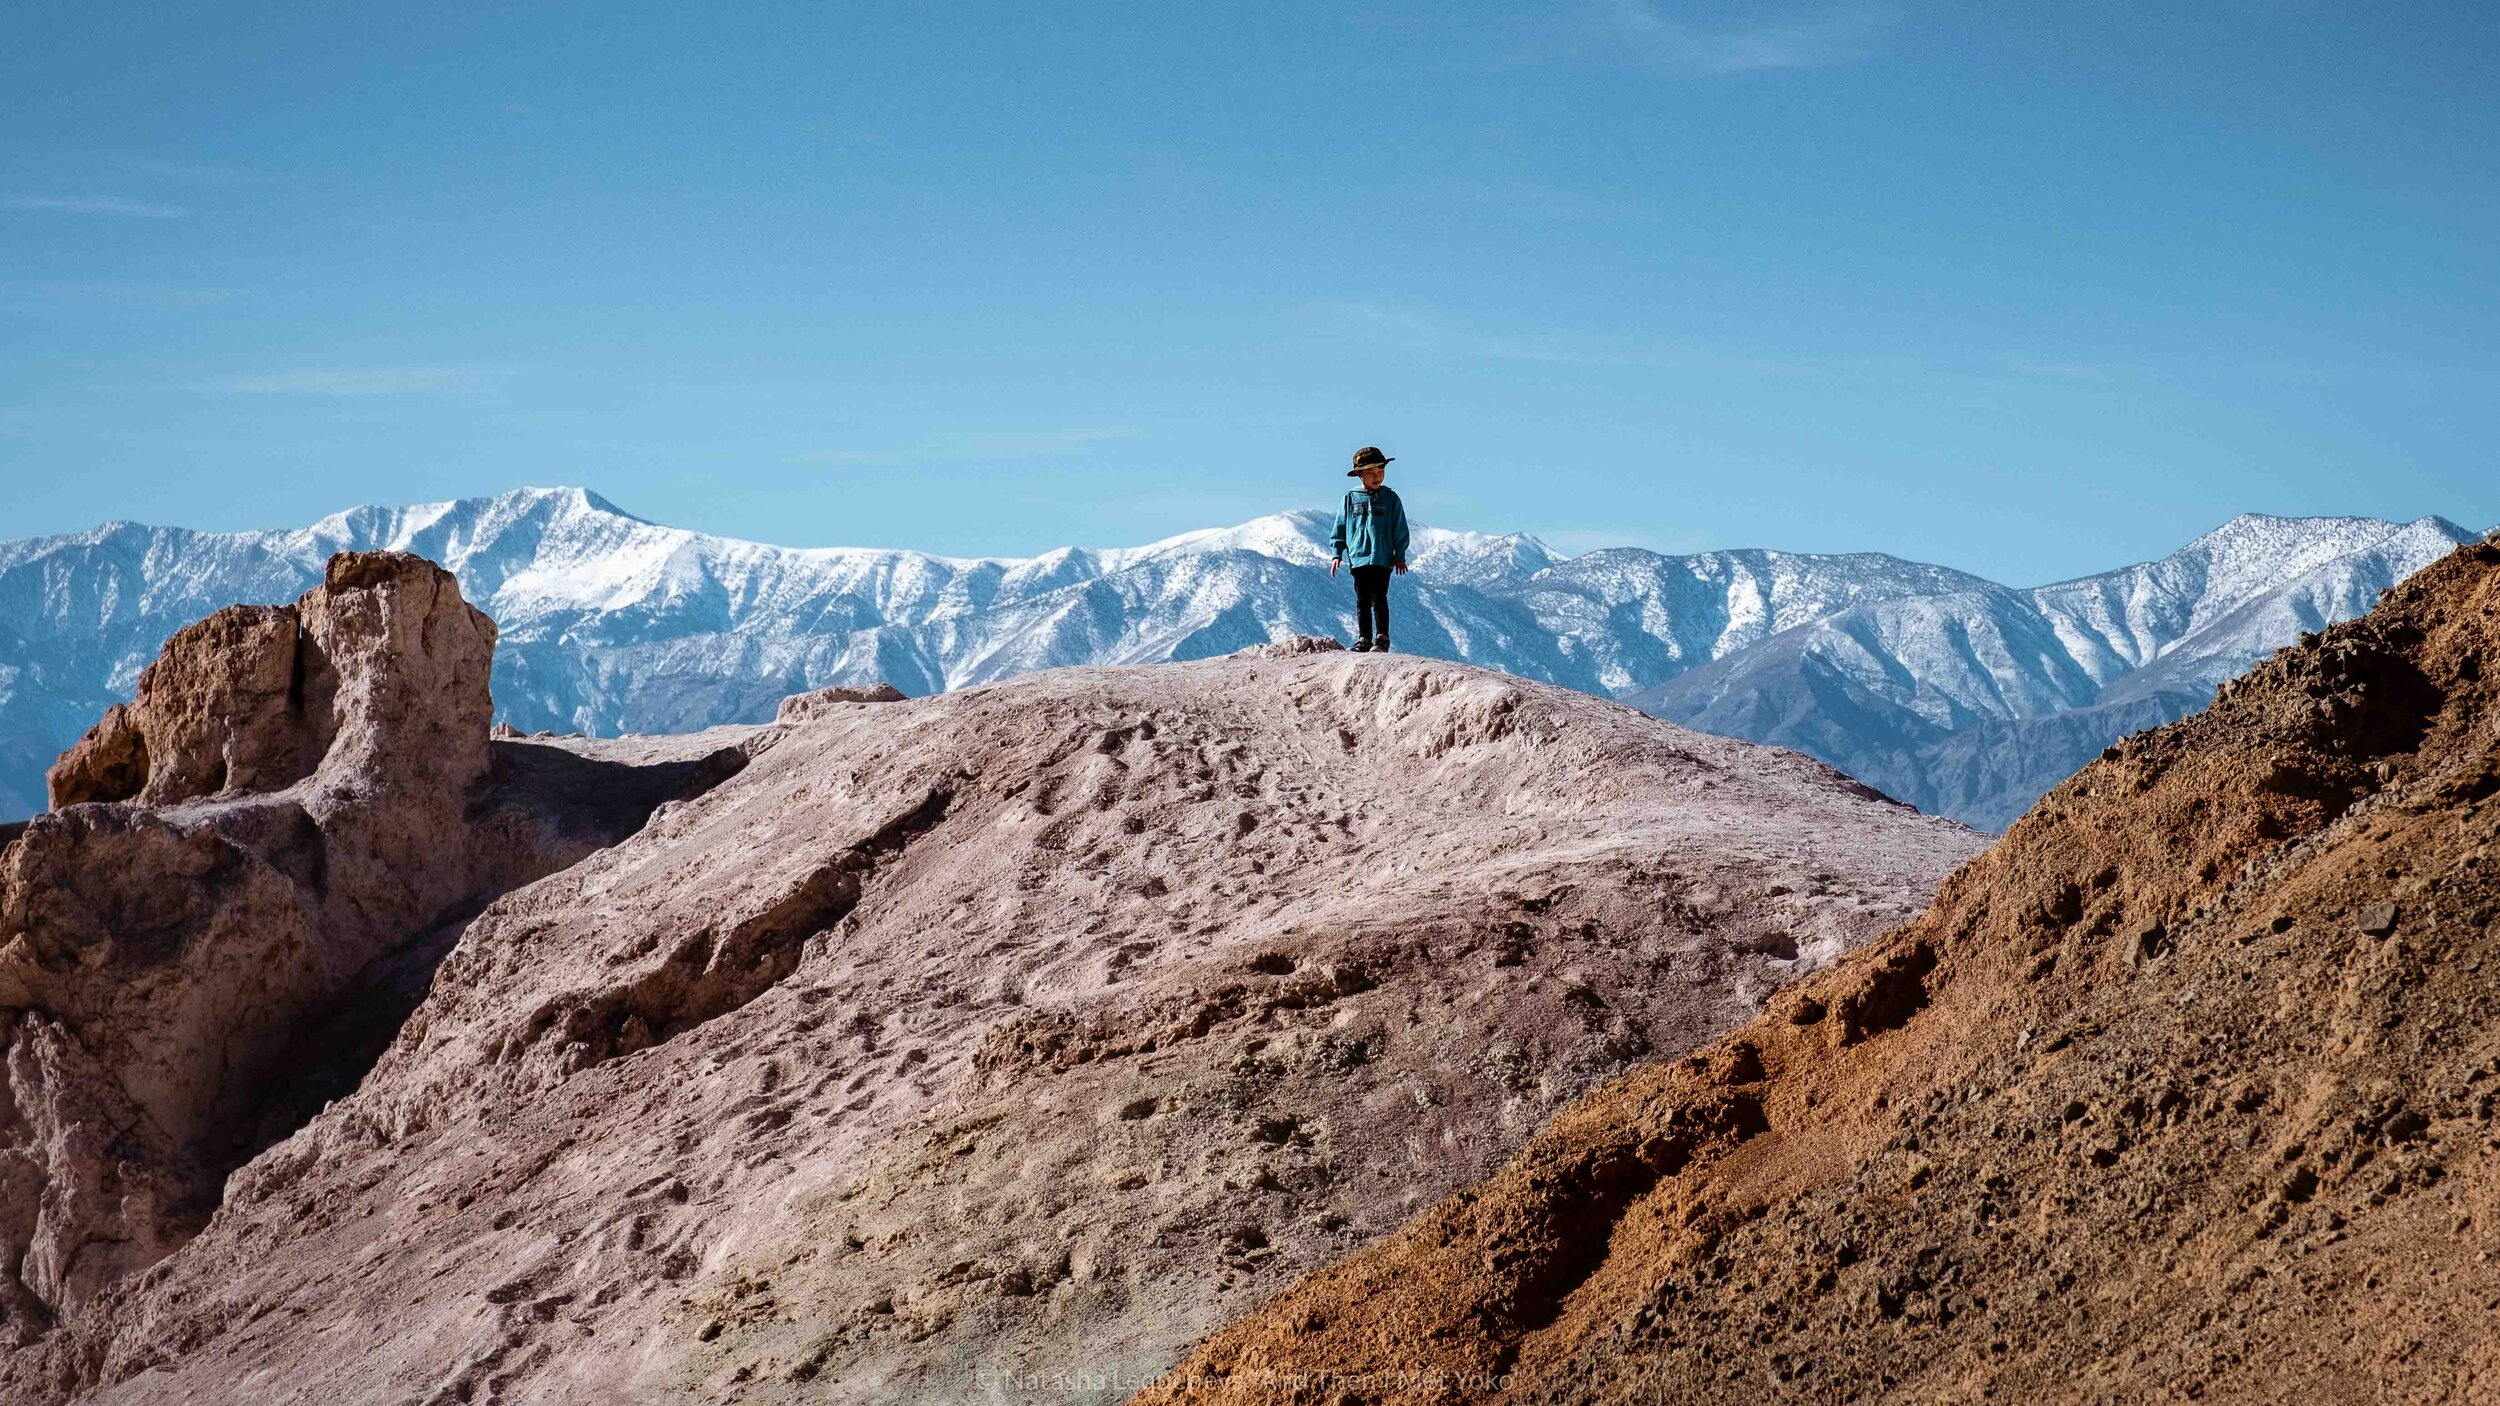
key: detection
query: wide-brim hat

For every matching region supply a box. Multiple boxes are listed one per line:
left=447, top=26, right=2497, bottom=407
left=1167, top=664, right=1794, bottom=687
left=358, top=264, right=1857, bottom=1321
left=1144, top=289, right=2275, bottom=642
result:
left=1347, top=446, right=1394, bottom=476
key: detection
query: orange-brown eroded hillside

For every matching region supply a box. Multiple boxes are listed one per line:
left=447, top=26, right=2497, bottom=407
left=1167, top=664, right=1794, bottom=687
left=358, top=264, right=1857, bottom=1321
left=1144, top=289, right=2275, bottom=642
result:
left=1139, top=540, right=2500, bottom=1406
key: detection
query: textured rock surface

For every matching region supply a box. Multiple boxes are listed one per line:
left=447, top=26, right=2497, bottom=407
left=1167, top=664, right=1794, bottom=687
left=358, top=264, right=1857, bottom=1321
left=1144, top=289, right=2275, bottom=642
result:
left=46, top=551, right=503, bottom=812
left=47, top=605, right=316, bottom=809
left=0, top=554, right=763, bottom=1338
left=0, top=644, right=1977, bottom=1403
left=1143, top=539, right=2500, bottom=1404
left=775, top=682, right=907, bottom=724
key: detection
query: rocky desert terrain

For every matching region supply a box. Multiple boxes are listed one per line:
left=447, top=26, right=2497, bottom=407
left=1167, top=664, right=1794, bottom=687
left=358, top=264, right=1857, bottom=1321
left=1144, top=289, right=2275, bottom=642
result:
left=1145, top=538, right=2500, bottom=1403
left=0, top=554, right=1977, bottom=1403
left=1, top=554, right=760, bottom=1333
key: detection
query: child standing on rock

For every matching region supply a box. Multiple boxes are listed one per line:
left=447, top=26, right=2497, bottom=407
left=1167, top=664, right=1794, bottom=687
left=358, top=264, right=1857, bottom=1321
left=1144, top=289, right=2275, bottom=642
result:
left=1329, top=446, right=1411, bottom=652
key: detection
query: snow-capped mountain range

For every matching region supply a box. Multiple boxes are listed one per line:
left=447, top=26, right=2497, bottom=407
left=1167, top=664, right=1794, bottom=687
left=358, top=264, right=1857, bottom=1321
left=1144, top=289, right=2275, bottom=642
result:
left=1629, top=512, right=2481, bottom=827
left=0, top=487, right=2481, bottom=828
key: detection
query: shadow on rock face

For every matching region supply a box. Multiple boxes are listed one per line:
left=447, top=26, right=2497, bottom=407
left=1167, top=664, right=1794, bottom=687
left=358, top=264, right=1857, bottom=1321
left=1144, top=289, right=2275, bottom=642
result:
left=481, top=739, right=752, bottom=835
left=233, top=917, right=474, bottom=1171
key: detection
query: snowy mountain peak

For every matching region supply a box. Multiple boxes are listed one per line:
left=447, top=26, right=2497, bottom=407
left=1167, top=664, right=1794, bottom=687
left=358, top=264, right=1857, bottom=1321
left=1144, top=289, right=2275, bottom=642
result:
left=2022, top=512, right=2478, bottom=681
left=0, top=492, right=2482, bottom=830
left=1111, top=512, right=1339, bottom=569
left=2148, top=511, right=2467, bottom=588
left=1409, top=527, right=1559, bottom=583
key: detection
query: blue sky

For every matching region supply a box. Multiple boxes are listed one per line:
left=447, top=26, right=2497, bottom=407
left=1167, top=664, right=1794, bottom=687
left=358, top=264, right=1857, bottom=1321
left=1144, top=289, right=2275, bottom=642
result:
left=3, top=1, right=2494, bottom=584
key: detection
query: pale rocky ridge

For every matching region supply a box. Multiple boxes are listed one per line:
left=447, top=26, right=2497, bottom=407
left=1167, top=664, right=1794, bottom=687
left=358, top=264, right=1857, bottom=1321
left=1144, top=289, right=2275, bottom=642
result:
left=0, top=488, right=2480, bottom=828
left=0, top=558, right=1979, bottom=1403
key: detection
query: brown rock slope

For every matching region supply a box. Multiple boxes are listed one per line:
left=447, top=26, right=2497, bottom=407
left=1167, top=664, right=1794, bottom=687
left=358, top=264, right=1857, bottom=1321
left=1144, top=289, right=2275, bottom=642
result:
left=1, top=636, right=1976, bottom=1404
left=1139, top=539, right=2500, bottom=1405
left=0, top=553, right=763, bottom=1341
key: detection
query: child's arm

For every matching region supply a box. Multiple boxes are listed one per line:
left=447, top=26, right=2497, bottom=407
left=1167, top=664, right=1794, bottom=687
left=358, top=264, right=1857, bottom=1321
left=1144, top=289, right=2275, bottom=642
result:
left=1390, top=491, right=1412, bottom=569
left=1329, top=492, right=1350, bottom=562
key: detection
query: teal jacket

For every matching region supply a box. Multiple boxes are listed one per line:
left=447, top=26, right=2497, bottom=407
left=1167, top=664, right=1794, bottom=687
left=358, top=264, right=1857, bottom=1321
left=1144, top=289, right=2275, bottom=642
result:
left=1330, top=486, right=1411, bottom=568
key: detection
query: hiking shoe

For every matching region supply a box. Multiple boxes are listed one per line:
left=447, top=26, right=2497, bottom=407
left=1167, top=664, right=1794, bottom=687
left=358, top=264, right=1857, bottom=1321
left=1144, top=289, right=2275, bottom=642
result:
left=1373, top=638, right=1392, bottom=653
left=1350, top=639, right=1374, bottom=653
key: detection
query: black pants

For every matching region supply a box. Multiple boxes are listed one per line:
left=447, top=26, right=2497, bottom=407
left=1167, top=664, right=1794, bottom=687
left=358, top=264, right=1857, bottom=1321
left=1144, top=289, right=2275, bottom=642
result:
left=1351, top=565, right=1392, bottom=642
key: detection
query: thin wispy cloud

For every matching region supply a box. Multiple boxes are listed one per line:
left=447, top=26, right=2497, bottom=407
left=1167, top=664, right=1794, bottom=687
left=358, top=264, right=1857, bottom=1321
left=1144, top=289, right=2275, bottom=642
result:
left=113, top=155, right=269, bottom=186
left=0, top=282, right=233, bottom=307
left=1469, top=342, right=2476, bottom=396
left=1309, top=301, right=1636, bottom=366
left=2006, top=358, right=2127, bottom=384
left=1455, top=178, right=1621, bottom=225
left=799, top=426, right=1142, bottom=466
left=1594, top=1, right=1901, bottom=75
left=6, top=194, right=191, bottom=219
left=1309, top=302, right=2192, bottom=401
left=1304, top=301, right=1823, bottom=377
left=210, top=368, right=489, bottom=396
left=1540, top=527, right=1715, bottom=555
left=28, top=149, right=275, bottom=186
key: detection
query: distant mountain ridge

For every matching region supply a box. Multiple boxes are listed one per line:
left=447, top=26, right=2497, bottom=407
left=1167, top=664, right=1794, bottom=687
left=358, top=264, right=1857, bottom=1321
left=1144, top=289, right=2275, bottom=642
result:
left=1631, top=512, right=2481, bottom=826
left=0, top=487, right=2480, bottom=826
